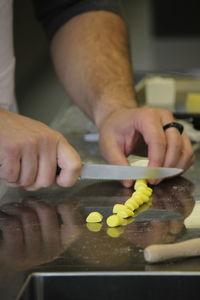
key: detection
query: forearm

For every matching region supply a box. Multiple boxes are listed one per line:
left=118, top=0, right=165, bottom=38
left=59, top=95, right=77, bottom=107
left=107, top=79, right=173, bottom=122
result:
left=50, top=11, right=137, bottom=128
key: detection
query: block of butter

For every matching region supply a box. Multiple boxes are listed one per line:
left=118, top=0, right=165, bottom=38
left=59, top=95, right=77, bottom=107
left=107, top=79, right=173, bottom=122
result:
left=186, top=93, right=200, bottom=113
left=145, top=76, right=175, bottom=108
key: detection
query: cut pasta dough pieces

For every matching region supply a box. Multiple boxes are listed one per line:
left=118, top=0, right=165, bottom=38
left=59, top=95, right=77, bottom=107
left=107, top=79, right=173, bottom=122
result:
left=86, top=212, right=103, bottom=223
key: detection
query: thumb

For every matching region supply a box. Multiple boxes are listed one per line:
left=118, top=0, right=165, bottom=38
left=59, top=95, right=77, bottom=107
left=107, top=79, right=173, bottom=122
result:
left=56, top=138, right=82, bottom=187
left=99, top=135, right=133, bottom=188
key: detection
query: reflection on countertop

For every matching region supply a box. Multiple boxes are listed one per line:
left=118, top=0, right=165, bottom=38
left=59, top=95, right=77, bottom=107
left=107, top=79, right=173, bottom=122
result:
left=0, top=177, right=198, bottom=274
left=0, top=110, right=200, bottom=298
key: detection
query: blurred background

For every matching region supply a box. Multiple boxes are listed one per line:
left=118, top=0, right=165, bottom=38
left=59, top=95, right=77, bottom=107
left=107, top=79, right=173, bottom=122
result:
left=14, top=0, right=200, bottom=124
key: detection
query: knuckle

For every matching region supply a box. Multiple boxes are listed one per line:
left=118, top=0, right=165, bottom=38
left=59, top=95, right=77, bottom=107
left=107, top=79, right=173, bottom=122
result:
left=41, top=179, right=54, bottom=188
left=24, top=137, right=38, bottom=151
left=161, top=109, right=173, bottom=118
left=20, top=177, right=35, bottom=188
left=143, top=107, right=158, bottom=118
left=19, top=166, right=38, bottom=188
left=4, top=166, right=19, bottom=182
left=155, top=139, right=167, bottom=149
left=39, top=132, right=53, bottom=147
left=32, top=177, right=55, bottom=189
left=3, top=217, right=21, bottom=231
left=27, top=200, right=53, bottom=215
left=4, top=142, right=20, bottom=159
left=52, top=130, right=63, bottom=140
left=20, top=207, right=36, bottom=220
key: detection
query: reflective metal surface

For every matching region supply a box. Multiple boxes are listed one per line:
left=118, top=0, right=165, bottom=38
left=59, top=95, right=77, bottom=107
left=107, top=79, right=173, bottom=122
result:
left=0, top=115, right=199, bottom=299
left=18, top=272, right=200, bottom=300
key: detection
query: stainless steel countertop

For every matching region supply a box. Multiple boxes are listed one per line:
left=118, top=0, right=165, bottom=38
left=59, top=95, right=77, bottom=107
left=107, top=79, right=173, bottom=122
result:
left=0, top=108, right=200, bottom=299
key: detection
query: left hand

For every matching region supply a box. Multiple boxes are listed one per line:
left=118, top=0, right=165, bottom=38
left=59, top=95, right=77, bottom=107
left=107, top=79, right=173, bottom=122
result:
left=98, top=107, right=194, bottom=187
left=0, top=200, right=81, bottom=271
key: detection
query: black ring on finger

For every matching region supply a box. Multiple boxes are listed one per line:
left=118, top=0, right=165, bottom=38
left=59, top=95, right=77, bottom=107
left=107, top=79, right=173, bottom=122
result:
left=163, top=122, right=184, bottom=135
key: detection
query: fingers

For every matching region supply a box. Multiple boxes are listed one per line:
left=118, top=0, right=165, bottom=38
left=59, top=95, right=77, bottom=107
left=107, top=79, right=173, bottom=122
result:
left=175, top=134, right=195, bottom=170
left=18, top=141, right=38, bottom=187
left=99, top=132, right=133, bottom=188
left=0, top=110, right=81, bottom=190
left=159, top=111, right=194, bottom=171
left=140, top=110, right=167, bottom=168
left=0, top=133, right=81, bottom=191
left=25, top=133, right=81, bottom=190
left=162, top=128, right=183, bottom=168
left=0, top=203, right=41, bottom=254
left=0, top=143, right=21, bottom=183
left=0, top=200, right=64, bottom=268
left=25, top=134, right=57, bottom=190
left=23, top=199, right=60, bottom=252
left=146, top=110, right=194, bottom=184
left=138, top=109, right=194, bottom=172
left=158, top=110, right=183, bottom=168
left=0, top=210, right=24, bottom=253
left=99, top=107, right=194, bottom=188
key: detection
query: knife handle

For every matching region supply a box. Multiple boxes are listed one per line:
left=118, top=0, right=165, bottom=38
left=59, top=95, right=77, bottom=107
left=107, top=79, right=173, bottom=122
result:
left=144, top=238, right=200, bottom=263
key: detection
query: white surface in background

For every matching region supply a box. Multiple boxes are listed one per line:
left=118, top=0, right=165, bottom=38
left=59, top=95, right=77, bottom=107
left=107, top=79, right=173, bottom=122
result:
left=184, top=201, right=200, bottom=229
left=0, top=0, right=17, bottom=112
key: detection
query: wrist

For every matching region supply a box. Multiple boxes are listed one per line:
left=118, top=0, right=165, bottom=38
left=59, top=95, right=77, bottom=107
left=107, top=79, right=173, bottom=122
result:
left=93, top=96, right=138, bottom=129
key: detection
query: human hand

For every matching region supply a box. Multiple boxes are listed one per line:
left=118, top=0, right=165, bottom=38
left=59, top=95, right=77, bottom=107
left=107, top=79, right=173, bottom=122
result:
left=124, top=177, right=195, bottom=249
left=0, top=109, right=81, bottom=190
left=0, top=199, right=81, bottom=271
left=98, top=107, right=194, bottom=187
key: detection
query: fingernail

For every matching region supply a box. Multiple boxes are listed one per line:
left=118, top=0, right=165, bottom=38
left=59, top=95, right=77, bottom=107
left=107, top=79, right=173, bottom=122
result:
left=149, top=179, right=161, bottom=185
left=123, top=180, right=133, bottom=188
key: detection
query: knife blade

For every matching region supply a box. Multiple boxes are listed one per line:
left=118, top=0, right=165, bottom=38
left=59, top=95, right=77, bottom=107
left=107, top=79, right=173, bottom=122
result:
left=79, top=164, right=182, bottom=180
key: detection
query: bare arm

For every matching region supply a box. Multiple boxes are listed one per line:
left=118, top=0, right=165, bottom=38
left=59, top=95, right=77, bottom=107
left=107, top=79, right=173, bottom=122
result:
left=51, top=11, right=137, bottom=127
left=51, top=11, right=194, bottom=187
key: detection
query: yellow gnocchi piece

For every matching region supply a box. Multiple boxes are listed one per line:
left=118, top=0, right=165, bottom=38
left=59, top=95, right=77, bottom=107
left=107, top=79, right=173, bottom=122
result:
left=86, top=212, right=103, bottom=223
left=131, top=193, right=145, bottom=205
left=137, top=193, right=150, bottom=203
left=124, top=200, right=134, bottom=211
left=106, top=214, right=124, bottom=227
left=113, top=204, right=134, bottom=218
left=137, top=186, right=152, bottom=197
left=86, top=223, right=103, bottom=232
left=132, top=192, right=149, bottom=203
left=85, top=177, right=153, bottom=230
left=146, top=186, right=153, bottom=193
left=107, top=227, right=124, bottom=238
left=134, top=179, right=147, bottom=190
left=124, top=198, right=139, bottom=210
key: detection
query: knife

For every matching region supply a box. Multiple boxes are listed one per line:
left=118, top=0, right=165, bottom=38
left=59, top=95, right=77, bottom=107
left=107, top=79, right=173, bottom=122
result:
left=78, top=164, right=182, bottom=180
left=56, top=164, right=182, bottom=180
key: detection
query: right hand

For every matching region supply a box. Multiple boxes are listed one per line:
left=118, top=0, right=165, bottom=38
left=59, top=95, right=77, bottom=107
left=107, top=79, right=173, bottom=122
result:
left=0, top=109, right=82, bottom=190
left=0, top=199, right=81, bottom=271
